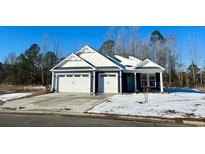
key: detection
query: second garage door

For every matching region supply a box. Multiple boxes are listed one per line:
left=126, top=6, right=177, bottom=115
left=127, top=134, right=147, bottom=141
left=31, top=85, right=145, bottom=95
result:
left=98, top=73, right=118, bottom=93
left=58, top=74, right=90, bottom=93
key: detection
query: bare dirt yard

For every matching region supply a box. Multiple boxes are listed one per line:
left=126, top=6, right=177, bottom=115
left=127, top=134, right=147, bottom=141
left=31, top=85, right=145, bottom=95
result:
left=196, top=86, right=205, bottom=92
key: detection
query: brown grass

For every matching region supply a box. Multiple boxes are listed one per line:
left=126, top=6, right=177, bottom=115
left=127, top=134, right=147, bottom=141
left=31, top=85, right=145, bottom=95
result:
left=195, top=86, right=205, bottom=92
left=0, top=84, right=48, bottom=96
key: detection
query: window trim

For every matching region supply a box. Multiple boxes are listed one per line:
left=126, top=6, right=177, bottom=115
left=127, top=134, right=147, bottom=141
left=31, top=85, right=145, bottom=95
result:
left=148, top=73, right=156, bottom=87
left=140, top=73, right=156, bottom=88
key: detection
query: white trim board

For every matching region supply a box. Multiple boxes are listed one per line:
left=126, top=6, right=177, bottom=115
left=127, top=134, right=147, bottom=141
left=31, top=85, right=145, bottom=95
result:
left=132, top=59, right=165, bottom=70
left=50, top=53, right=96, bottom=71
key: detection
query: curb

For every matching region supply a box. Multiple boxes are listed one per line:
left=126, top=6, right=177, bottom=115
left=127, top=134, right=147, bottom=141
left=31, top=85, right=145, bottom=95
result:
left=0, top=109, right=204, bottom=126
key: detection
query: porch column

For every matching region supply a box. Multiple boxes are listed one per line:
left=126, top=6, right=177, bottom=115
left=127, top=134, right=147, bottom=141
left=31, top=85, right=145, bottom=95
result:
left=55, top=74, right=58, bottom=92
left=147, top=74, right=150, bottom=87
left=51, top=72, right=54, bottom=91
left=160, top=72, right=164, bottom=93
left=119, top=71, right=122, bottom=93
left=134, top=72, right=137, bottom=92
left=92, top=71, right=95, bottom=95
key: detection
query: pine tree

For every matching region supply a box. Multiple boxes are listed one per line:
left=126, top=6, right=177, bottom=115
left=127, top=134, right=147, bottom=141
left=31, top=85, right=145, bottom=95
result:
left=99, top=40, right=115, bottom=57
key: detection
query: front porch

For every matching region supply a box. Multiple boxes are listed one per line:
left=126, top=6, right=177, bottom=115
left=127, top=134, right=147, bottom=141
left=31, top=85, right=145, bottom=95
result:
left=122, top=71, right=164, bottom=93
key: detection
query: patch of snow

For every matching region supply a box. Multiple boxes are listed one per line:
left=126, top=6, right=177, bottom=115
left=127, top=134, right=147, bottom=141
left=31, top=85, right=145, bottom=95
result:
left=0, top=93, right=32, bottom=102
left=23, top=86, right=46, bottom=90
left=88, top=93, right=205, bottom=119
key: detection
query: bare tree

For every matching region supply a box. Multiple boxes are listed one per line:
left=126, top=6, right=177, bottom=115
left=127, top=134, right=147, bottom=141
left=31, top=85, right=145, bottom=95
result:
left=41, top=33, right=48, bottom=85
left=200, top=71, right=203, bottom=86
left=127, top=27, right=140, bottom=56
left=165, top=36, right=178, bottom=87
left=6, top=52, right=17, bottom=65
left=140, top=41, right=151, bottom=60
left=114, top=27, right=126, bottom=55
left=106, top=26, right=117, bottom=41
left=176, top=48, right=184, bottom=87
left=53, top=39, right=61, bottom=59
left=188, top=34, right=199, bottom=87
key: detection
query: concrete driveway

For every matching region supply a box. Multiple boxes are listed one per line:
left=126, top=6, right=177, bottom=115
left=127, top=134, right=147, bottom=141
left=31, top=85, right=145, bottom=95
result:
left=0, top=93, right=112, bottom=113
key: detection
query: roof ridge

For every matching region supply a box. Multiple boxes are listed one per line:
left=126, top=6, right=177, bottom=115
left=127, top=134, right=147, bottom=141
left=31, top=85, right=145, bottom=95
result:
left=50, top=53, right=96, bottom=71
left=73, top=53, right=96, bottom=69
left=76, top=45, right=124, bottom=70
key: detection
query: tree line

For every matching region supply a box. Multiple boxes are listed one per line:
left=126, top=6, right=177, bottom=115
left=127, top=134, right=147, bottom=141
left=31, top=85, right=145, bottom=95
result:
left=0, top=43, right=62, bottom=86
left=99, top=27, right=205, bottom=88
left=0, top=28, right=204, bottom=88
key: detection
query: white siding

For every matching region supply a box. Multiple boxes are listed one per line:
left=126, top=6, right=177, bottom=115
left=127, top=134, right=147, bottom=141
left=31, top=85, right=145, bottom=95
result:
left=59, top=54, right=93, bottom=68
left=79, top=52, right=118, bottom=67
left=76, top=46, right=120, bottom=68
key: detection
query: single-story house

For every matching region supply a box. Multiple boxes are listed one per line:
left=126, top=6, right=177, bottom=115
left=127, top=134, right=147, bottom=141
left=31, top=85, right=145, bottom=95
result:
left=50, top=45, right=165, bottom=93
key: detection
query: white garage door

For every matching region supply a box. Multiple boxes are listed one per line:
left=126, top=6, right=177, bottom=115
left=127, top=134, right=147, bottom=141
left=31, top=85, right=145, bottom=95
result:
left=98, top=73, right=118, bottom=93
left=58, top=74, right=90, bottom=93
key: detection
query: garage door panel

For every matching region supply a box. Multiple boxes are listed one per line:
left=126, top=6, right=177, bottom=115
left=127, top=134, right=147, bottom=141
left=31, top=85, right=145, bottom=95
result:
left=58, top=74, right=90, bottom=93
left=73, top=75, right=90, bottom=92
left=98, top=73, right=118, bottom=93
left=58, top=75, right=73, bottom=92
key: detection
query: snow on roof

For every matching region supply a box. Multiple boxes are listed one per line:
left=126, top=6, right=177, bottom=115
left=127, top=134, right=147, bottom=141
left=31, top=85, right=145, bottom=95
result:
left=128, top=56, right=142, bottom=64
left=114, top=55, right=141, bottom=69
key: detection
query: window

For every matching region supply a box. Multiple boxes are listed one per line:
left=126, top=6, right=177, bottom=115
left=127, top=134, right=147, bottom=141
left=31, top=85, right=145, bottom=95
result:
left=67, top=75, right=72, bottom=77
left=125, top=65, right=133, bottom=67
left=149, top=74, right=156, bottom=87
left=108, top=75, right=116, bottom=77
left=101, top=75, right=108, bottom=77
left=82, top=74, right=89, bottom=77
left=74, top=75, right=81, bottom=77
left=140, top=73, right=156, bottom=87
left=58, top=75, right=65, bottom=77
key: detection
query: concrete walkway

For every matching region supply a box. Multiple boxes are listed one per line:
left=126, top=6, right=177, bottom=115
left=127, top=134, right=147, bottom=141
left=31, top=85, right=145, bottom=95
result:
left=0, top=93, right=112, bottom=113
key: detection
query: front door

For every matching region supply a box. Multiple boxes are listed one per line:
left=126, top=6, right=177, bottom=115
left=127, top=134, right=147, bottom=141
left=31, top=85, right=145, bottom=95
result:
left=127, top=73, right=135, bottom=92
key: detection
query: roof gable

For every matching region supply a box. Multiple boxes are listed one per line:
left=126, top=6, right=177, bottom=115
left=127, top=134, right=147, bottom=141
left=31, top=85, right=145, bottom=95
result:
left=76, top=45, right=123, bottom=69
left=50, top=53, right=95, bottom=71
left=133, top=59, right=165, bottom=70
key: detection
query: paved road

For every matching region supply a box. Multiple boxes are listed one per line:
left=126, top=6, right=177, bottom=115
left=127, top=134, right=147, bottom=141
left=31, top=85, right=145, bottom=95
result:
left=0, top=113, right=190, bottom=127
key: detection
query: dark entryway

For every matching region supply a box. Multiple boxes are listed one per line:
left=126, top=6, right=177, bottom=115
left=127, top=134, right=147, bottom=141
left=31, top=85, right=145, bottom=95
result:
left=122, top=72, right=161, bottom=93
left=122, top=73, right=135, bottom=92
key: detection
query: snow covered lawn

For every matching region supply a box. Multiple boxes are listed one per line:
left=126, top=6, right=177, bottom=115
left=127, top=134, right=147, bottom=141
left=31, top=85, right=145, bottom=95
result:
left=0, top=93, right=32, bottom=102
left=88, top=93, right=205, bottom=119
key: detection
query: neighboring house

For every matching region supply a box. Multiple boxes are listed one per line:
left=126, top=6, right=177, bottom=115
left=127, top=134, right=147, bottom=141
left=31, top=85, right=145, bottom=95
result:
left=50, top=45, right=165, bottom=93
